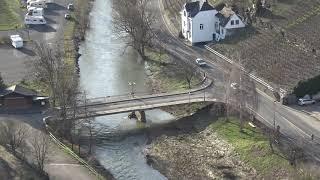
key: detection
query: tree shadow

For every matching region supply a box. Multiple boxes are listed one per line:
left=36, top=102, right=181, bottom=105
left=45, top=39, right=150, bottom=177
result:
left=47, top=3, right=66, bottom=11
left=257, top=9, right=287, bottom=20
left=19, top=47, right=36, bottom=56
left=29, top=24, right=56, bottom=33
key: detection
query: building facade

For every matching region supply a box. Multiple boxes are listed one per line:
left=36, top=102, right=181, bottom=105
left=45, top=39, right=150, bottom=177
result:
left=181, top=0, right=245, bottom=44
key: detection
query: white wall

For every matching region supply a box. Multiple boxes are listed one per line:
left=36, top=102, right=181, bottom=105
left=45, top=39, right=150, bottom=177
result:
left=190, top=10, right=217, bottom=43
left=224, top=14, right=245, bottom=29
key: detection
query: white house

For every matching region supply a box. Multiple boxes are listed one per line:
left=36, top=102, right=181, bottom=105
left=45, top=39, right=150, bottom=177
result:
left=181, top=0, right=245, bottom=44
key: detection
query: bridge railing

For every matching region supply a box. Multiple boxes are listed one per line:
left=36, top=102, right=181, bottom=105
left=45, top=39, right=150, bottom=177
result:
left=76, top=76, right=212, bottom=106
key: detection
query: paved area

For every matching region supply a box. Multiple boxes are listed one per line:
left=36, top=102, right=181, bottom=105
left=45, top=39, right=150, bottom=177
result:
left=0, top=0, right=68, bottom=84
left=289, top=103, right=320, bottom=121
left=0, top=114, right=97, bottom=180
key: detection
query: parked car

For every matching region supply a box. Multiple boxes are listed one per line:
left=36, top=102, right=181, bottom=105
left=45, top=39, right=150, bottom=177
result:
left=195, top=58, right=207, bottom=66
left=67, top=3, right=74, bottom=10
left=64, top=14, right=71, bottom=20
left=10, top=35, right=23, bottom=49
left=24, top=15, right=46, bottom=25
left=298, top=98, right=316, bottom=106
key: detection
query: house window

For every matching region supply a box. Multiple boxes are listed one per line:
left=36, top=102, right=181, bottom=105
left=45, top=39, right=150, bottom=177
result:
left=231, top=20, right=234, bottom=25
left=236, top=20, right=240, bottom=25
left=200, top=24, right=203, bottom=30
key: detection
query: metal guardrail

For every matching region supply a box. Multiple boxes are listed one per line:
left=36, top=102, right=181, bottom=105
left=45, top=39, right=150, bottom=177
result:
left=73, top=77, right=212, bottom=107
left=204, top=45, right=287, bottom=97
left=42, top=117, right=104, bottom=179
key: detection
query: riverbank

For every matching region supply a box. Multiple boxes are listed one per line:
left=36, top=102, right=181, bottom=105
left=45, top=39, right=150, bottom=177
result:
left=145, top=103, right=317, bottom=179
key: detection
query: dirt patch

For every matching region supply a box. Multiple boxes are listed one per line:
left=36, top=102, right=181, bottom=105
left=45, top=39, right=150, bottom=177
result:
left=146, top=126, right=257, bottom=179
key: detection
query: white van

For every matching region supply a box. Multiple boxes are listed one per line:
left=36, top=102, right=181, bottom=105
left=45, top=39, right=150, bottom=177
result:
left=27, top=0, right=47, bottom=9
left=10, top=35, right=23, bottom=49
left=24, top=15, right=46, bottom=25
left=27, top=7, right=44, bottom=16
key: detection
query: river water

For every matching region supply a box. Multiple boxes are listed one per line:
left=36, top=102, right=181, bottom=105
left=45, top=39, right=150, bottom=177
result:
left=78, top=0, right=172, bottom=179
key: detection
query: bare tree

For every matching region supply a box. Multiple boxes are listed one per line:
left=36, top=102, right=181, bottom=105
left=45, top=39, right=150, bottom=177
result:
left=170, top=61, right=198, bottom=89
left=31, top=131, right=50, bottom=173
left=32, top=42, right=63, bottom=105
left=0, top=121, right=28, bottom=156
left=112, top=0, right=155, bottom=59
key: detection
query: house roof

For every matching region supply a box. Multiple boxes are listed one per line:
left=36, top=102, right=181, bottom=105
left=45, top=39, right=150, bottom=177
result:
left=215, top=7, right=236, bottom=27
left=0, top=85, right=37, bottom=97
left=184, top=0, right=214, bottom=18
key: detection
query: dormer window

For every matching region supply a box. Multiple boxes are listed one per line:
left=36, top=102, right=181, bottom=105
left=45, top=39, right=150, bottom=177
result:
left=231, top=20, right=234, bottom=25
left=236, top=20, right=239, bottom=24
left=184, top=11, right=186, bottom=16
left=200, top=24, right=203, bottom=30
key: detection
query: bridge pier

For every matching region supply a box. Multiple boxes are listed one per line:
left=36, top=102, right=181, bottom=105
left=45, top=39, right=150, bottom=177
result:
left=138, top=110, right=146, bottom=123
left=128, top=111, right=146, bottom=123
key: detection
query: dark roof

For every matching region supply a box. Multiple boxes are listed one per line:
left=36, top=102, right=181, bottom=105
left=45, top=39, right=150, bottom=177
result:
left=200, top=1, right=214, bottom=11
left=184, top=0, right=214, bottom=18
left=215, top=12, right=230, bottom=27
left=185, top=1, right=199, bottom=17
left=0, top=85, right=37, bottom=97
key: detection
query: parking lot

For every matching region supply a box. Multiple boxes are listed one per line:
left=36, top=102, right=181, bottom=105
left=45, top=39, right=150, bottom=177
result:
left=0, top=0, right=68, bottom=84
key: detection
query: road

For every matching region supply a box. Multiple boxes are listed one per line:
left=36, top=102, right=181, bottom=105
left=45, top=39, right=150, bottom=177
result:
left=150, top=0, right=320, bottom=160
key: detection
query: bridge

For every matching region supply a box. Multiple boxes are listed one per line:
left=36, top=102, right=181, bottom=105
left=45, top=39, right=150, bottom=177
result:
left=63, top=78, right=215, bottom=121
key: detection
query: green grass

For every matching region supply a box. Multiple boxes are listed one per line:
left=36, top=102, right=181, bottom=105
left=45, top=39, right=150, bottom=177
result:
left=146, top=48, right=201, bottom=92
left=210, top=118, right=296, bottom=177
left=0, top=0, right=22, bottom=31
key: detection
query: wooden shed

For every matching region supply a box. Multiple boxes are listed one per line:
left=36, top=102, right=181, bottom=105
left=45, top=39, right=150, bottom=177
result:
left=0, top=85, right=38, bottom=109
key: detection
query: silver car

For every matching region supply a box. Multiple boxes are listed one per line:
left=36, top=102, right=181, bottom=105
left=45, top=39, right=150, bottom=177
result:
left=298, top=98, right=316, bottom=106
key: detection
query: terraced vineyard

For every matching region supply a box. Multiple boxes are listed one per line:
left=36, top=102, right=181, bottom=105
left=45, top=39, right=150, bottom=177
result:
left=163, top=0, right=320, bottom=91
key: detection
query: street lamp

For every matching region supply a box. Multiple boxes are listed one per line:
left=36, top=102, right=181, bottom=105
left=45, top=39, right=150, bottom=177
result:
left=128, top=82, right=136, bottom=97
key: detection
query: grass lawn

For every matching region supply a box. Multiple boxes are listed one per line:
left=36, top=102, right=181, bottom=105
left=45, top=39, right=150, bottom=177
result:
left=210, top=118, right=301, bottom=178
left=0, top=0, right=22, bottom=31
left=145, top=48, right=202, bottom=92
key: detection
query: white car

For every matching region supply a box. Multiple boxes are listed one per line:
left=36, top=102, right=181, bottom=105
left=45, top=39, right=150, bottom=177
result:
left=67, top=3, right=74, bottom=10
left=298, top=98, right=316, bottom=106
left=10, top=35, right=23, bottom=49
left=195, top=58, right=206, bottom=66
left=230, top=82, right=239, bottom=90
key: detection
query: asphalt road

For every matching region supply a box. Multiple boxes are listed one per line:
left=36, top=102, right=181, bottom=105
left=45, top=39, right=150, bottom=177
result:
left=150, top=0, right=320, bottom=160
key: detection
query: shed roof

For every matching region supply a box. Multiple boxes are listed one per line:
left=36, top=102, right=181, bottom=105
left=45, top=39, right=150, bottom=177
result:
left=0, top=85, right=37, bottom=97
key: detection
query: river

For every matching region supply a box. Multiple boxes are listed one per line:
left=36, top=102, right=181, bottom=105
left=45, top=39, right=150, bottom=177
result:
left=78, top=0, right=172, bottom=179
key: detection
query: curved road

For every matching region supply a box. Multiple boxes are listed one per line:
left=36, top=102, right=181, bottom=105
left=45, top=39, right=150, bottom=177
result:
left=150, top=0, right=320, bottom=160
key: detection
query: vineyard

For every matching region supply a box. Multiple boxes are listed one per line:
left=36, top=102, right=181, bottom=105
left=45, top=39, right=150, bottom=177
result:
left=162, top=0, right=320, bottom=92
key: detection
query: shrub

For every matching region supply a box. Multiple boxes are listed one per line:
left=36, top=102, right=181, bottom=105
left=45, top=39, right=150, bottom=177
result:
left=293, top=74, right=320, bottom=97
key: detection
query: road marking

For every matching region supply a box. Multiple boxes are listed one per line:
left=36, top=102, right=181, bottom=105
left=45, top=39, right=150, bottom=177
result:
left=49, top=163, right=83, bottom=166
